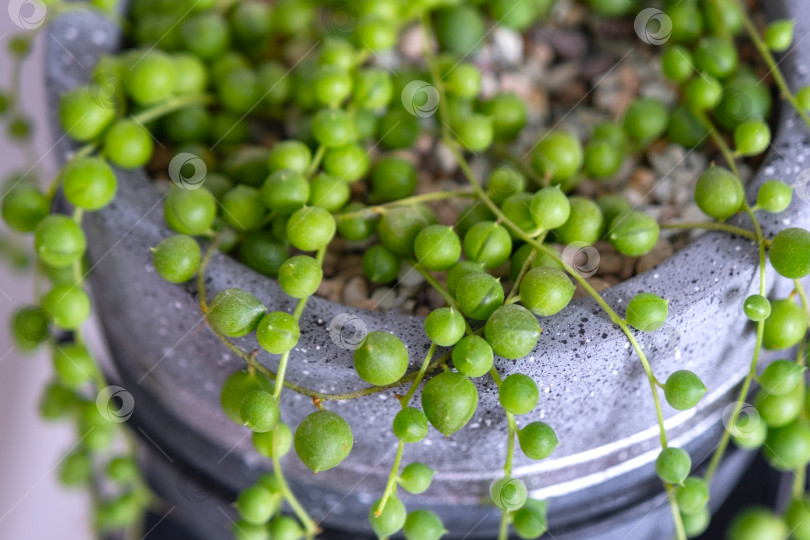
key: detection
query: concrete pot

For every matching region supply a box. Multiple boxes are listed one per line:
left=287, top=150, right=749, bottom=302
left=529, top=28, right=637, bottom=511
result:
left=44, top=1, right=810, bottom=538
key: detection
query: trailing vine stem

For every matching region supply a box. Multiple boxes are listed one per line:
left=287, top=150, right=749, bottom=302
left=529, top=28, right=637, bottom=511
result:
left=273, top=245, right=327, bottom=401
left=197, top=235, right=319, bottom=536
left=68, top=202, right=152, bottom=538
left=695, top=111, right=771, bottom=486
left=418, top=9, right=688, bottom=537
left=448, top=140, right=686, bottom=539
left=733, top=0, right=810, bottom=132
left=660, top=221, right=759, bottom=242
left=332, top=189, right=475, bottom=221
left=377, top=343, right=438, bottom=517
left=488, top=367, right=519, bottom=540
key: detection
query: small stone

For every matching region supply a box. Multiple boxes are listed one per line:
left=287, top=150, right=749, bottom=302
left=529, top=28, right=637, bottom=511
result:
left=370, top=287, right=398, bottom=311
left=597, top=247, right=623, bottom=275
left=435, top=142, right=458, bottom=173
left=342, top=276, right=368, bottom=307
left=426, top=287, right=446, bottom=310
left=620, top=255, right=637, bottom=280
left=398, top=262, right=425, bottom=287
left=492, top=27, right=524, bottom=65
left=399, top=24, right=425, bottom=59
left=636, top=241, right=674, bottom=274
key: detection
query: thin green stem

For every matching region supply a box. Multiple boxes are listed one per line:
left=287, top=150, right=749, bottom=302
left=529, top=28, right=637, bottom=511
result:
left=488, top=366, right=518, bottom=540
left=794, top=466, right=807, bottom=499
left=271, top=441, right=318, bottom=536
left=379, top=344, right=437, bottom=515
left=400, top=343, right=437, bottom=407
left=375, top=441, right=405, bottom=517
left=442, top=105, right=685, bottom=540
left=493, top=144, right=547, bottom=187
left=306, top=145, right=326, bottom=178
left=734, top=2, right=810, bottom=131
left=420, top=14, right=452, bottom=136
left=333, top=190, right=474, bottom=221
left=273, top=246, right=326, bottom=401
left=660, top=222, right=758, bottom=241
left=132, top=94, right=212, bottom=124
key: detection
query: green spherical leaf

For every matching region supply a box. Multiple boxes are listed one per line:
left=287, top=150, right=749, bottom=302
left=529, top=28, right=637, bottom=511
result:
left=239, top=390, right=281, bottom=433
left=152, top=235, right=201, bottom=283
left=421, top=372, right=478, bottom=436
left=676, top=477, right=709, bottom=514
left=252, top=422, right=293, bottom=458
left=512, top=499, right=548, bottom=539
left=499, top=374, right=539, bottom=415
left=769, top=227, right=810, bottom=279
left=294, top=410, right=353, bottom=473
left=1, top=186, right=49, bottom=232
left=207, top=288, right=266, bottom=337
left=626, top=292, right=668, bottom=332
left=424, top=308, right=465, bottom=347
left=398, top=462, right=434, bottom=494
left=485, top=305, right=541, bottom=359
left=743, top=294, right=771, bottom=321
left=757, top=180, right=792, bottom=213
left=353, top=331, right=409, bottom=385
left=403, top=509, right=446, bottom=540
left=278, top=255, right=322, bottom=299
left=663, top=370, right=707, bottom=411
left=786, top=497, right=810, bottom=540
left=727, top=507, right=788, bottom=540
left=655, top=447, right=691, bottom=484
left=256, top=311, right=300, bottom=354
left=368, top=497, right=406, bottom=538
left=763, top=298, right=808, bottom=350
left=393, top=407, right=429, bottom=444
left=35, top=215, right=86, bottom=268
left=519, top=267, right=574, bottom=317
left=517, top=421, right=558, bottom=460
left=759, top=360, right=804, bottom=396
left=236, top=486, right=276, bottom=525
left=755, top=381, right=803, bottom=428
left=694, top=166, right=744, bottom=221
left=456, top=272, right=504, bottom=321
left=220, top=371, right=275, bottom=424
left=763, top=419, right=810, bottom=471
left=451, top=335, right=494, bottom=378
left=608, top=211, right=660, bottom=256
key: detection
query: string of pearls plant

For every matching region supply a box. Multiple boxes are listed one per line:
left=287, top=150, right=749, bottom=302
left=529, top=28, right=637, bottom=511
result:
left=3, top=0, right=810, bottom=539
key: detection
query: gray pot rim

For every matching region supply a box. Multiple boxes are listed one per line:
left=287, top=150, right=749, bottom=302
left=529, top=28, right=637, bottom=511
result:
left=43, top=1, right=810, bottom=537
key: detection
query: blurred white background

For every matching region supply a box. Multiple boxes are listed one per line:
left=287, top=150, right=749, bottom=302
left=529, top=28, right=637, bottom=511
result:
left=0, top=10, right=90, bottom=540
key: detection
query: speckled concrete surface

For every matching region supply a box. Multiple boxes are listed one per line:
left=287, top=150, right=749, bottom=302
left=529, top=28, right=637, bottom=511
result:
left=44, top=1, right=810, bottom=538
